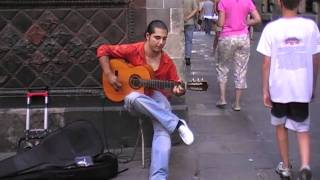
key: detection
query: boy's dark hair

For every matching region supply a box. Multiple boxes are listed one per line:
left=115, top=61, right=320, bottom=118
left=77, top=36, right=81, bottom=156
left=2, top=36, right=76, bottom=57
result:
left=280, top=0, right=300, bottom=10
left=145, top=20, right=168, bottom=36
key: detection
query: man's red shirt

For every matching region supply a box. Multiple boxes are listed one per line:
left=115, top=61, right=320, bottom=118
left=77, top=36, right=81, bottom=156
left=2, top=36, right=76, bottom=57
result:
left=97, top=41, right=180, bottom=97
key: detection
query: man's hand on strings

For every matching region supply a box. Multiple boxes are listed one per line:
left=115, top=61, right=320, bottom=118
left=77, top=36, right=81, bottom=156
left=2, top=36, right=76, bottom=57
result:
left=107, top=72, right=122, bottom=91
left=172, top=83, right=186, bottom=96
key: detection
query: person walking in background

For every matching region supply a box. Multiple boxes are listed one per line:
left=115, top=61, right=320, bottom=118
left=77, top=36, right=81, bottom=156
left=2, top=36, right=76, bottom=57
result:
left=212, top=0, right=220, bottom=55
left=257, top=0, right=320, bottom=179
left=215, top=0, right=261, bottom=111
left=197, top=0, right=205, bottom=31
left=184, top=0, right=198, bottom=66
left=201, top=0, right=215, bottom=35
left=248, top=0, right=256, bottom=40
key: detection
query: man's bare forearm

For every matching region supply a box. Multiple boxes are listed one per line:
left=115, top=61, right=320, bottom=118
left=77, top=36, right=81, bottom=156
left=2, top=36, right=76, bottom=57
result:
left=99, top=56, right=112, bottom=75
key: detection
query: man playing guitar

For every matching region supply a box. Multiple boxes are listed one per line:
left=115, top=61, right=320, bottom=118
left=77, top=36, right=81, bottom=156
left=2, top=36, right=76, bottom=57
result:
left=97, top=20, right=194, bottom=180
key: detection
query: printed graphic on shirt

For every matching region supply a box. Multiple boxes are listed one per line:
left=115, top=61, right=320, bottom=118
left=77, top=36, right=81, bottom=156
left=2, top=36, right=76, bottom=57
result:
left=277, top=36, right=307, bottom=70
left=284, top=37, right=300, bottom=45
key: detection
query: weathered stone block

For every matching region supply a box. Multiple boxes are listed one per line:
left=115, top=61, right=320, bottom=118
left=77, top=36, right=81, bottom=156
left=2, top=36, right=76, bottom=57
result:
left=38, top=11, right=59, bottom=33
left=164, top=0, right=183, bottom=8
left=12, top=12, right=32, bottom=33
left=164, top=33, right=184, bottom=59
left=64, top=11, right=86, bottom=33
left=51, top=25, right=73, bottom=47
left=13, top=39, right=36, bottom=59
left=25, top=24, right=47, bottom=45
left=0, top=25, right=20, bottom=48
left=146, top=8, right=170, bottom=29
left=170, top=8, right=184, bottom=34
left=146, top=0, right=163, bottom=8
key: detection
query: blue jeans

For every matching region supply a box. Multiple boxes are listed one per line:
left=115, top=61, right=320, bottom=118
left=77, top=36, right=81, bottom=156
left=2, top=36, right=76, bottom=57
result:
left=124, top=91, right=180, bottom=180
left=204, top=18, right=213, bottom=34
left=184, top=24, right=195, bottom=59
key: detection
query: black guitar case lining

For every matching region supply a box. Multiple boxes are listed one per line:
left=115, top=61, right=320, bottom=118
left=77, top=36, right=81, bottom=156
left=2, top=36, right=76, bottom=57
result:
left=0, top=120, right=118, bottom=179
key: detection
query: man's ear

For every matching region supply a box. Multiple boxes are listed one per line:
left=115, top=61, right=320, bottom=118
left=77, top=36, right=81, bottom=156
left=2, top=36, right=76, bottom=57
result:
left=145, top=32, right=150, bottom=40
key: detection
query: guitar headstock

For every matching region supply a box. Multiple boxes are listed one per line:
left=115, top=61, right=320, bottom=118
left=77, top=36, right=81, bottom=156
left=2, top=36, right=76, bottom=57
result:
left=186, top=78, right=208, bottom=91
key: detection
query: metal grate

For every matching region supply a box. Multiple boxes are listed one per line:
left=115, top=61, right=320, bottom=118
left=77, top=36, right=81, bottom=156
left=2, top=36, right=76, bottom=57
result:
left=0, top=0, right=130, bottom=7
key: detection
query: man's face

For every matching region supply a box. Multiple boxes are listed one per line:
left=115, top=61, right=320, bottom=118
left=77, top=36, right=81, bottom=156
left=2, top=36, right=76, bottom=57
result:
left=146, top=27, right=168, bottom=53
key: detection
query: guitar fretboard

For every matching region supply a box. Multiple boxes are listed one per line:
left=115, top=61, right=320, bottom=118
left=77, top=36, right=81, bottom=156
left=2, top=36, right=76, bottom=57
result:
left=139, top=79, right=180, bottom=89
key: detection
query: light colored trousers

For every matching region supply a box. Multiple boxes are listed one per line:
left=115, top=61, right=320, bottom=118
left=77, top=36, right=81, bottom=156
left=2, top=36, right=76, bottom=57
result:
left=124, top=91, right=180, bottom=180
left=216, top=35, right=250, bottom=89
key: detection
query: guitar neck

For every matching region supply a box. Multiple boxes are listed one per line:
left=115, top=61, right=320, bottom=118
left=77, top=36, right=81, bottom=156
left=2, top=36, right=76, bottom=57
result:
left=139, top=79, right=180, bottom=89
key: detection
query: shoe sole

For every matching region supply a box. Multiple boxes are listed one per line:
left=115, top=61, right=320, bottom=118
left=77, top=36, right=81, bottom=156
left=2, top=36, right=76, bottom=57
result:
left=275, top=170, right=291, bottom=180
left=232, top=107, right=241, bottom=111
left=179, top=120, right=194, bottom=145
left=298, top=169, right=312, bottom=180
left=216, top=103, right=227, bottom=109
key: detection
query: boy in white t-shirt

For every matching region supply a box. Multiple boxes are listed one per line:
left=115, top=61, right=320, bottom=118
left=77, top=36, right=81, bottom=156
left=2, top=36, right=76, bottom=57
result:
left=257, top=0, right=320, bottom=179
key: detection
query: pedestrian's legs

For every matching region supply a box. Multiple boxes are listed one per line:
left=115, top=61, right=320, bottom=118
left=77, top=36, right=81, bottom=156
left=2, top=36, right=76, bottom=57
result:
left=213, top=31, right=219, bottom=55
left=276, top=125, right=290, bottom=168
left=218, top=82, right=227, bottom=104
left=216, top=37, right=233, bottom=105
left=249, top=25, right=254, bottom=40
left=204, top=18, right=209, bottom=34
left=234, top=88, right=242, bottom=109
left=233, top=36, right=250, bottom=109
left=184, top=25, right=195, bottom=59
left=297, top=131, right=310, bottom=169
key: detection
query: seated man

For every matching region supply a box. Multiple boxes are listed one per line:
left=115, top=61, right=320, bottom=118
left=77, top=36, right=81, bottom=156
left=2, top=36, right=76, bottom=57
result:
left=97, top=20, right=194, bottom=180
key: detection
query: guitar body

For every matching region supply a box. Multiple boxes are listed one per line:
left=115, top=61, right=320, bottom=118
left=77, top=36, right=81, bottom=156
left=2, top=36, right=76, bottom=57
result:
left=102, top=59, right=153, bottom=102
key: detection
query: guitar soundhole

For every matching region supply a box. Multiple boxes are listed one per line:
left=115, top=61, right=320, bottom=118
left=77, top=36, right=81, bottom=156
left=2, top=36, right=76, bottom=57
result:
left=129, top=75, right=141, bottom=89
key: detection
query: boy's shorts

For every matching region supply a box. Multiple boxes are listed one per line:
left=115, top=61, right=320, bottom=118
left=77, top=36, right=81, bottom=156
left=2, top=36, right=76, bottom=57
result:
left=271, top=102, right=310, bottom=132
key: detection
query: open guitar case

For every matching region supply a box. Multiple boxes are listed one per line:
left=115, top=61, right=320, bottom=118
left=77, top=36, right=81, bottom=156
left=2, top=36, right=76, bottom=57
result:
left=0, top=120, right=119, bottom=180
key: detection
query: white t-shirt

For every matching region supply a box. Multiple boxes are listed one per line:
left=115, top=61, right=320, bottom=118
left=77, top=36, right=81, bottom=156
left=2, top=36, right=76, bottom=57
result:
left=257, top=17, right=320, bottom=103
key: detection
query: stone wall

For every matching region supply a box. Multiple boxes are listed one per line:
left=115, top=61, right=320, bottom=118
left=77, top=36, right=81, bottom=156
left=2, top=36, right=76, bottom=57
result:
left=0, top=0, right=186, bottom=152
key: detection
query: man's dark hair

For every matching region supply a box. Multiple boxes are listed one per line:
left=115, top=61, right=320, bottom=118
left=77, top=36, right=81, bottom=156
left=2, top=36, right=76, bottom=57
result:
left=280, top=0, right=300, bottom=10
left=145, top=20, right=168, bottom=36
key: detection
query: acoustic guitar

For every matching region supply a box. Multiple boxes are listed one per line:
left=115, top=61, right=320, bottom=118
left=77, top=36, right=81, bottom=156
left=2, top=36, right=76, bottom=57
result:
left=102, top=59, right=208, bottom=102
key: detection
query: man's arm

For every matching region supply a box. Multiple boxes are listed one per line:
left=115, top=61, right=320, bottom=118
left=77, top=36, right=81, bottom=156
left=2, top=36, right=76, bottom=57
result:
left=217, top=10, right=224, bottom=27
left=247, top=9, right=261, bottom=26
left=262, top=55, right=272, bottom=108
left=312, top=53, right=319, bottom=99
left=184, top=0, right=198, bottom=22
left=185, top=9, right=198, bottom=22
left=99, top=56, right=122, bottom=90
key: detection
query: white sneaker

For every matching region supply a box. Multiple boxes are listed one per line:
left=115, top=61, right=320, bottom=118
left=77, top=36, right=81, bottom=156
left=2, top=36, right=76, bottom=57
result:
left=178, top=120, right=194, bottom=145
left=275, top=162, right=292, bottom=178
left=298, top=167, right=312, bottom=180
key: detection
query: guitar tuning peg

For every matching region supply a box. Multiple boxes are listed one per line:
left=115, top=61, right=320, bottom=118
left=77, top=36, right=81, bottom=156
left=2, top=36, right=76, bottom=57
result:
left=201, top=77, right=204, bottom=81
left=197, top=78, right=200, bottom=82
left=192, top=78, right=195, bottom=82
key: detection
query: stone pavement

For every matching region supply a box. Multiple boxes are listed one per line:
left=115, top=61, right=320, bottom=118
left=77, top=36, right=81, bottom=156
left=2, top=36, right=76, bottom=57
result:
left=112, top=31, right=320, bottom=180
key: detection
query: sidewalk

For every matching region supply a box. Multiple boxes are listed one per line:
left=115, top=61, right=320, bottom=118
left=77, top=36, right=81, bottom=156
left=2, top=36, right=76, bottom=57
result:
left=113, top=31, right=320, bottom=180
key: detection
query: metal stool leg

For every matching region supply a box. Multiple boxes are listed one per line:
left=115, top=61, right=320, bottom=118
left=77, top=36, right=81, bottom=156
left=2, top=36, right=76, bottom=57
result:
left=138, top=118, right=145, bottom=168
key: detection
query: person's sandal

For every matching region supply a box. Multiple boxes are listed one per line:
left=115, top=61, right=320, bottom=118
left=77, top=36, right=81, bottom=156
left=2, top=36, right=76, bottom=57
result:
left=216, top=101, right=227, bottom=109
left=232, top=104, right=241, bottom=111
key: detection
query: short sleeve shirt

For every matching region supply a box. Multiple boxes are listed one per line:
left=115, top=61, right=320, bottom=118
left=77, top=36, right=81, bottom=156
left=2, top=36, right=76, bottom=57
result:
left=257, top=17, right=320, bottom=103
left=218, top=0, right=256, bottom=37
left=184, top=0, right=198, bottom=25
